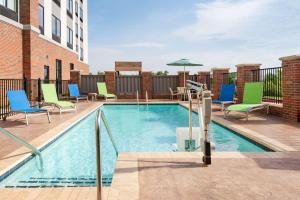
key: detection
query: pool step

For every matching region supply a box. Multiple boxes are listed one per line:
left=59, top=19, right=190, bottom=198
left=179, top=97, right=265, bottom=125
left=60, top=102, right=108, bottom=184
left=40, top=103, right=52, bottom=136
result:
left=4, top=176, right=112, bottom=188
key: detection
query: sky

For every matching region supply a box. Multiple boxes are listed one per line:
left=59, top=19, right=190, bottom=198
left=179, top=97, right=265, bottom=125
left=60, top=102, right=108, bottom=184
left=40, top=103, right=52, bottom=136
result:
left=88, top=0, right=300, bottom=75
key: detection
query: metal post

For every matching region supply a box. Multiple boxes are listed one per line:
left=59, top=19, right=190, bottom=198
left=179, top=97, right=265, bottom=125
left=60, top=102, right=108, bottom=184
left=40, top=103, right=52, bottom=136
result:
left=38, top=78, right=41, bottom=106
left=95, top=111, right=102, bottom=200
left=188, top=94, right=193, bottom=151
left=145, top=90, right=148, bottom=103
left=136, top=90, right=139, bottom=104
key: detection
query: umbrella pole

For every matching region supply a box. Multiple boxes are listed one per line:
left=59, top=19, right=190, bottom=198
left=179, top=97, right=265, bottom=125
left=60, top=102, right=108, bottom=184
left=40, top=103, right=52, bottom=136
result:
left=183, top=66, right=186, bottom=88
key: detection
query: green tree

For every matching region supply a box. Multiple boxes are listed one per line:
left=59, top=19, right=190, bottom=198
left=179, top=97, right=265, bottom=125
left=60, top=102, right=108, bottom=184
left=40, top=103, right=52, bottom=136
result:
left=154, top=70, right=169, bottom=76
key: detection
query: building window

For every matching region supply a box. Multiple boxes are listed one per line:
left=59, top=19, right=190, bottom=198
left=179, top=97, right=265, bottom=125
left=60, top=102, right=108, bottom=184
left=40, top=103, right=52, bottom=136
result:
left=67, top=27, right=73, bottom=49
left=38, top=4, right=44, bottom=35
left=79, top=6, right=83, bottom=22
left=80, top=47, right=83, bottom=61
left=67, top=0, right=73, bottom=18
left=75, top=1, right=78, bottom=16
left=80, top=27, right=83, bottom=41
left=0, top=0, right=18, bottom=21
left=53, top=0, right=61, bottom=7
left=70, top=63, right=74, bottom=70
left=0, top=0, right=17, bottom=11
left=52, top=15, right=61, bottom=43
left=44, top=66, right=50, bottom=81
left=75, top=23, right=78, bottom=37
left=76, top=44, right=78, bottom=52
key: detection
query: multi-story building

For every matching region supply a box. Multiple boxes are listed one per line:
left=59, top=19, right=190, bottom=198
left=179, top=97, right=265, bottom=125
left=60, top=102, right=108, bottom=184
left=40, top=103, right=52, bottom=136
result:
left=0, top=0, right=89, bottom=80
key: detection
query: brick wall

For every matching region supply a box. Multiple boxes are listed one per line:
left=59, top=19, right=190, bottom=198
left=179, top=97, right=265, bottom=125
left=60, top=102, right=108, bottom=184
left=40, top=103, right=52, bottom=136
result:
left=105, top=71, right=116, bottom=94
left=24, top=31, right=89, bottom=80
left=70, top=70, right=81, bottom=85
left=178, top=71, right=189, bottom=87
left=211, top=68, right=229, bottom=100
left=236, top=64, right=261, bottom=103
left=279, top=55, right=300, bottom=122
left=19, top=0, right=39, bottom=27
left=0, top=22, right=23, bottom=79
left=141, top=72, right=152, bottom=99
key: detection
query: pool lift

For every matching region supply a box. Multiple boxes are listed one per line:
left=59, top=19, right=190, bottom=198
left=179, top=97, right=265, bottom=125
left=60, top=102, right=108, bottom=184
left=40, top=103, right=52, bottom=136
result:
left=95, top=110, right=119, bottom=200
left=0, top=127, right=44, bottom=171
left=185, top=80, right=212, bottom=165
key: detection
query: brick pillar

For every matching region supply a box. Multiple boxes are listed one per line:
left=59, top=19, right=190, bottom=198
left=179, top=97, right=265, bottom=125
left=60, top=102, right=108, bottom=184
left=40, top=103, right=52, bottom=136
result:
left=198, top=71, right=210, bottom=83
left=178, top=71, right=189, bottom=87
left=141, top=72, right=152, bottom=99
left=20, top=0, right=39, bottom=27
left=279, top=55, right=300, bottom=122
left=105, top=71, right=116, bottom=94
left=211, top=68, right=230, bottom=100
left=70, top=70, right=81, bottom=85
left=236, top=64, right=261, bottom=103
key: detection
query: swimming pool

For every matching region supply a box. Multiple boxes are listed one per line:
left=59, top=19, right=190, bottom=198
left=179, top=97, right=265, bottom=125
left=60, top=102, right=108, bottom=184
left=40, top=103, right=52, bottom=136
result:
left=0, top=104, right=270, bottom=188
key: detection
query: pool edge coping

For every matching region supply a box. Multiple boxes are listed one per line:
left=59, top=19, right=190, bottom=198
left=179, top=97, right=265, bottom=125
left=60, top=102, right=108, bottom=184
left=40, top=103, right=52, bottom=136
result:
left=0, top=102, right=104, bottom=183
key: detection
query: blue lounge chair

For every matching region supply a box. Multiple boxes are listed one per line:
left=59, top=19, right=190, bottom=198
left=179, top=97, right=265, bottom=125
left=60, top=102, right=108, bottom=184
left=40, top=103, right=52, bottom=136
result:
left=7, top=90, right=51, bottom=126
left=212, top=84, right=235, bottom=111
left=68, top=84, right=88, bottom=102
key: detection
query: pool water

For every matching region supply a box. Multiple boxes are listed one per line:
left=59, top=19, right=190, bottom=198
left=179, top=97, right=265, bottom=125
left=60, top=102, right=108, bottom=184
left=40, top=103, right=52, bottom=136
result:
left=0, top=104, right=269, bottom=188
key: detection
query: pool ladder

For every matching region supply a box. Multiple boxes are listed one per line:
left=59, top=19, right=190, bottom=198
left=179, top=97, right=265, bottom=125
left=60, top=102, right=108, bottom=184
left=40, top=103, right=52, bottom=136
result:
left=0, top=127, right=43, bottom=169
left=95, top=110, right=119, bottom=200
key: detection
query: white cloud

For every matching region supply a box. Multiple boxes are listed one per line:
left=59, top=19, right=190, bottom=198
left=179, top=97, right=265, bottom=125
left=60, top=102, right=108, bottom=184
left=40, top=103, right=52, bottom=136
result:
left=118, top=42, right=165, bottom=48
left=89, top=0, right=300, bottom=74
left=173, top=0, right=271, bottom=41
left=99, top=42, right=165, bottom=49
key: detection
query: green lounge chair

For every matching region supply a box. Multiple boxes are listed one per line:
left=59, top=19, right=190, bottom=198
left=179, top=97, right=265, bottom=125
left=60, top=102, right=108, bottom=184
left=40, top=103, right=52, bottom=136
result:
left=224, top=82, right=269, bottom=120
left=41, top=84, right=76, bottom=114
left=97, top=82, right=117, bottom=101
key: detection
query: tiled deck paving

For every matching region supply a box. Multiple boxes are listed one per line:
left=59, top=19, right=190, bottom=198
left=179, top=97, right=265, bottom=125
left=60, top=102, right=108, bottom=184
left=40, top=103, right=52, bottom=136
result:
left=0, top=100, right=300, bottom=199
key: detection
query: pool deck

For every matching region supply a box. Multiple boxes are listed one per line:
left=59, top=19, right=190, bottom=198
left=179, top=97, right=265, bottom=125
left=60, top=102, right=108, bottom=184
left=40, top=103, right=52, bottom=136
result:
left=0, top=100, right=300, bottom=199
left=181, top=102, right=300, bottom=152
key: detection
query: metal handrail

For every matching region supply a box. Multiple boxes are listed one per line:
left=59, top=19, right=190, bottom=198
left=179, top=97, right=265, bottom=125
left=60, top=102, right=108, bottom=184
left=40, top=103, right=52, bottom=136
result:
left=0, top=127, right=41, bottom=156
left=95, top=110, right=119, bottom=200
left=145, top=90, right=149, bottom=103
left=136, top=90, right=139, bottom=104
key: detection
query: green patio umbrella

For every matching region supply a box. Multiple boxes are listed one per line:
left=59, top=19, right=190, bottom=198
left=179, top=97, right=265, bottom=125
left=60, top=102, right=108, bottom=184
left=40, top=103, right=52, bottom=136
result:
left=167, top=59, right=203, bottom=87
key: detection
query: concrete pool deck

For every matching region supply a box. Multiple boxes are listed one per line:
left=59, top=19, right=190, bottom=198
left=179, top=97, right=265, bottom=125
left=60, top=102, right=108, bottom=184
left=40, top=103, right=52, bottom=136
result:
left=0, top=100, right=300, bottom=199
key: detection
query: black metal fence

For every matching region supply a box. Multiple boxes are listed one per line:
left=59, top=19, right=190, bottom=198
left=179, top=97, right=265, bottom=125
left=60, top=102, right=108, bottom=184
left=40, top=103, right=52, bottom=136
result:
left=81, top=75, right=105, bottom=94
left=245, top=67, right=282, bottom=104
left=0, top=79, right=69, bottom=119
left=152, top=75, right=179, bottom=95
